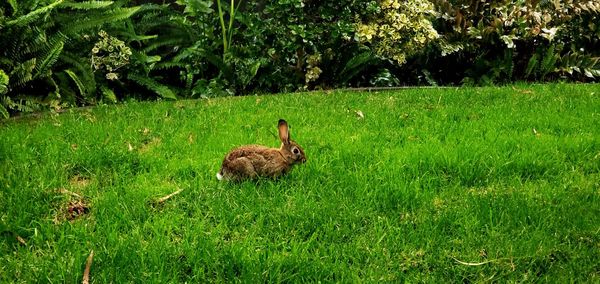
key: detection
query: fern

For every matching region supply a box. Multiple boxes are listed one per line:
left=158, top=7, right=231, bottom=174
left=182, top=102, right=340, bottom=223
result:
left=34, top=41, right=64, bottom=79
left=128, top=73, right=177, bottom=100
left=6, top=0, right=65, bottom=27
left=4, top=0, right=19, bottom=17
left=100, top=85, right=117, bottom=103
left=10, top=59, right=36, bottom=87
left=64, top=69, right=87, bottom=96
left=143, top=38, right=187, bottom=54
left=60, top=1, right=114, bottom=9
left=60, top=52, right=97, bottom=95
left=338, top=51, right=375, bottom=84
left=539, top=45, right=559, bottom=79
left=0, top=101, right=9, bottom=119
left=525, top=53, right=539, bottom=78
left=65, top=6, right=143, bottom=33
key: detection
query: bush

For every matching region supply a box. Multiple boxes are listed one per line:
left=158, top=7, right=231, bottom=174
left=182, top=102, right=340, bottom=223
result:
left=426, top=0, right=600, bottom=85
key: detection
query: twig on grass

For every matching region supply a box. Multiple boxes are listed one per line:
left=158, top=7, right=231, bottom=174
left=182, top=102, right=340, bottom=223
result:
left=82, top=250, right=94, bottom=284
left=452, top=255, right=529, bottom=267
left=157, top=188, right=184, bottom=204
left=451, top=257, right=494, bottom=266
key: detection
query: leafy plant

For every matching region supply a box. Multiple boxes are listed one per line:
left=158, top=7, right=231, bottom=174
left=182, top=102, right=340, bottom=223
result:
left=0, top=0, right=150, bottom=117
left=355, top=0, right=439, bottom=65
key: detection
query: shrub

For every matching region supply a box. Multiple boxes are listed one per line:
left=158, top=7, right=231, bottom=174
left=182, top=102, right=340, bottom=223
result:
left=427, top=0, right=600, bottom=85
left=355, top=0, right=439, bottom=65
left=0, top=0, right=153, bottom=117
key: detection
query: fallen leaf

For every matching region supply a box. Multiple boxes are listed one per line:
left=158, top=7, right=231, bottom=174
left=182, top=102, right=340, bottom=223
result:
left=127, top=142, right=134, bottom=151
left=188, top=133, right=194, bottom=144
left=16, top=235, right=26, bottom=246
left=355, top=110, right=364, bottom=119
left=533, top=128, right=541, bottom=137
left=71, top=144, right=78, bottom=150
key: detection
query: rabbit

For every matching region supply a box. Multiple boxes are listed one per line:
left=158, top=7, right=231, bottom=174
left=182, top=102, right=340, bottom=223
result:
left=216, top=119, right=306, bottom=181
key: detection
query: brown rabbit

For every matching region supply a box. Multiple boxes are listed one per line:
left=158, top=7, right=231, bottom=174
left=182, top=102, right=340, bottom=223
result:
left=216, top=119, right=306, bottom=181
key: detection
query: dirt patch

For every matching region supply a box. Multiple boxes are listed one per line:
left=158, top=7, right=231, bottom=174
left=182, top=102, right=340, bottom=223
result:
left=54, top=188, right=91, bottom=223
left=66, top=200, right=90, bottom=221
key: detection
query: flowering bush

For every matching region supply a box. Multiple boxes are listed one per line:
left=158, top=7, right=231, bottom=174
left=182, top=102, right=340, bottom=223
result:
left=355, top=0, right=439, bottom=64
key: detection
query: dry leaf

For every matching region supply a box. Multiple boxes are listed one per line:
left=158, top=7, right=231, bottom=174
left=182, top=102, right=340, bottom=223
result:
left=127, top=142, right=134, bottom=151
left=16, top=235, right=27, bottom=246
left=532, top=128, right=540, bottom=137
left=71, top=144, right=78, bottom=150
left=355, top=110, right=364, bottom=119
left=188, top=133, right=194, bottom=144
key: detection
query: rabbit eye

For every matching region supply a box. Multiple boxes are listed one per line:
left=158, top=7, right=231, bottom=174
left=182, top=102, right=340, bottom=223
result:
left=293, top=148, right=299, bottom=154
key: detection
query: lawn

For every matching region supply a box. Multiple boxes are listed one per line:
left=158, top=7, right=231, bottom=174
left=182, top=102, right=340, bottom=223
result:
left=1, top=84, right=599, bottom=282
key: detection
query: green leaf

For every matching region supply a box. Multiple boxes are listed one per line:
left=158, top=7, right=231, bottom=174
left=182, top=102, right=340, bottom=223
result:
left=65, top=6, right=143, bottom=33
left=0, top=69, right=9, bottom=88
left=11, top=59, right=37, bottom=86
left=64, top=70, right=87, bottom=96
left=339, top=51, right=375, bottom=83
left=6, top=0, right=65, bottom=27
left=128, top=73, right=177, bottom=100
left=0, top=101, right=9, bottom=119
left=100, top=86, right=117, bottom=103
left=176, top=0, right=214, bottom=15
left=35, top=41, right=64, bottom=79
left=60, top=1, right=114, bottom=9
left=7, top=0, right=18, bottom=16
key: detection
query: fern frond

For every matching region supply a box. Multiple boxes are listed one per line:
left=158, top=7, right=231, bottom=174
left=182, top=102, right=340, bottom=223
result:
left=60, top=52, right=96, bottom=94
left=128, top=73, right=177, bottom=100
left=143, top=38, right=187, bottom=54
left=100, top=85, right=117, bottom=103
left=60, top=1, right=114, bottom=9
left=153, top=62, right=187, bottom=71
left=525, top=53, right=539, bottom=78
left=64, top=69, right=87, bottom=96
left=65, top=6, right=142, bottom=33
left=339, top=51, right=375, bottom=83
left=0, top=100, right=9, bottom=119
left=539, top=45, right=559, bottom=79
left=34, top=41, right=64, bottom=79
left=7, top=0, right=18, bottom=16
left=10, top=58, right=36, bottom=86
left=6, top=0, right=64, bottom=27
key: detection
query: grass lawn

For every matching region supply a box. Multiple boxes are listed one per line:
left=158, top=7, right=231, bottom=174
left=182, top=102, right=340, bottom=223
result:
left=1, top=83, right=599, bottom=282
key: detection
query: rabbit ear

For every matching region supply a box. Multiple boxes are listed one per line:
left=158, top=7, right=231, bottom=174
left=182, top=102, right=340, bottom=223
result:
left=278, top=119, right=290, bottom=145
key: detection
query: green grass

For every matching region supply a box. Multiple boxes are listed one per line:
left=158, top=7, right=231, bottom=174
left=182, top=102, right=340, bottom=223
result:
left=1, top=83, right=599, bottom=282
